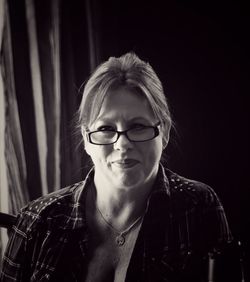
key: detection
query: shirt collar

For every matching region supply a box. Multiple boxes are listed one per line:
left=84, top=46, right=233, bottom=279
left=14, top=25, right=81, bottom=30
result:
left=62, top=167, right=94, bottom=230
left=150, top=163, right=170, bottom=196
left=63, top=163, right=170, bottom=230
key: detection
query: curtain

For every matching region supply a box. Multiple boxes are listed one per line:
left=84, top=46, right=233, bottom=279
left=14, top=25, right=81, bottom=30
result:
left=0, top=0, right=99, bottom=263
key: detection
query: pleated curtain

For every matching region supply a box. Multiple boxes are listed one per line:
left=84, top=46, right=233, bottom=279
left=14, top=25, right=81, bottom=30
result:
left=0, top=0, right=98, bottom=263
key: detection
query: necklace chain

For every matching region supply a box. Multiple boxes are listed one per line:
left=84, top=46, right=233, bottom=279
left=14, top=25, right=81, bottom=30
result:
left=96, top=203, right=143, bottom=236
left=92, top=187, right=143, bottom=246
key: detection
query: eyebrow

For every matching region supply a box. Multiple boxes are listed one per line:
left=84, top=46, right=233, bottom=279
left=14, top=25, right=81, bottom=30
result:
left=95, top=116, right=154, bottom=124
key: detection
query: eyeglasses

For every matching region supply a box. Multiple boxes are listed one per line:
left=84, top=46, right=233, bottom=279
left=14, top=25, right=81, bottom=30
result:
left=86, top=122, right=161, bottom=145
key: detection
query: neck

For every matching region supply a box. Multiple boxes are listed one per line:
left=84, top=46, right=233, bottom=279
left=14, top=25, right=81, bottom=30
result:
left=92, top=170, right=157, bottom=229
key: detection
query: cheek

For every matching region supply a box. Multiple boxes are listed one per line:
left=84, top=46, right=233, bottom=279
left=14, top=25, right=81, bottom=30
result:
left=138, top=139, right=163, bottom=166
left=85, top=143, right=111, bottom=164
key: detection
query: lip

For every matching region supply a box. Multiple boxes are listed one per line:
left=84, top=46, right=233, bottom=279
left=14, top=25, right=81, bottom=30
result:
left=112, top=159, right=140, bottom=169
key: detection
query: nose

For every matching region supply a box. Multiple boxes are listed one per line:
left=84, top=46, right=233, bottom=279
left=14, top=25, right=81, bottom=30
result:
left=113, top=132, right=133, bottom=151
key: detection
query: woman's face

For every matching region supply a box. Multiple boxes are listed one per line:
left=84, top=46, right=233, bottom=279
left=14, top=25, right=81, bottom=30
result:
left=84, top=87, right=164, bottom=189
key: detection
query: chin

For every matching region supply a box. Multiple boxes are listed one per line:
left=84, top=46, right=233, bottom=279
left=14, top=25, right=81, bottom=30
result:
left=113, top=171, right=145, bottom=188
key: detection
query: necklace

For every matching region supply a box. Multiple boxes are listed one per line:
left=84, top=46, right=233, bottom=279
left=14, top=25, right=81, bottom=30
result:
left=91, top=188, right=143, bottom=246
left=96, top=204, right=143, bottom=246
left=96, top=205, right=143, bottom=246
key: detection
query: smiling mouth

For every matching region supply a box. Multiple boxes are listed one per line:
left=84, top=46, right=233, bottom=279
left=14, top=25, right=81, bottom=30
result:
left=112, top=159, right=139, bottom=169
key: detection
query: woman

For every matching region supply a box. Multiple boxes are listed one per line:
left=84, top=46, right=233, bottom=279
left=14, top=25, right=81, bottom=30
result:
left=1, top=52, right=232, bottom=281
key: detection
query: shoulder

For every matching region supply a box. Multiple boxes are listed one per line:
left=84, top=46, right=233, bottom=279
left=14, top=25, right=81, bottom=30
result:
left=23, top=181, right=85, bottom=214
left=15, top=181, right=86, bottom=234
left=164, top=167, right=222, bottom=207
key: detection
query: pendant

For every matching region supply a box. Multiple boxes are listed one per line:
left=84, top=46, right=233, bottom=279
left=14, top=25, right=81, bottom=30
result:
left=116, top=234, right=125, bottom=246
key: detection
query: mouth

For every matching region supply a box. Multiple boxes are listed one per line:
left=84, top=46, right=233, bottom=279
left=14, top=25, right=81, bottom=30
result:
left=112, top=159, right=140, bottom=169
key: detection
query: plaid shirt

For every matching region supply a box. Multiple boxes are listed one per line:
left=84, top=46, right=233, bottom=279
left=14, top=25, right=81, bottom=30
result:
left=0, top=164, right=232, bottom=281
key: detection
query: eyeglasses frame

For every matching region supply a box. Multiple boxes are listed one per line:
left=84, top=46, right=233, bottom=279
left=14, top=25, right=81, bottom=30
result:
left=86, top=121, right=161, bottom=145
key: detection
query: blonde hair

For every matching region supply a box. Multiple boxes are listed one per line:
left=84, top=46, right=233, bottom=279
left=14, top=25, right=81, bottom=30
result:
left=77, top=52, right=172, bottom=145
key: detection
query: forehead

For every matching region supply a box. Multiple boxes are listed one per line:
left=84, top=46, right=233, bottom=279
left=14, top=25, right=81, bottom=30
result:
left=95, top=87, right=156, bottom=122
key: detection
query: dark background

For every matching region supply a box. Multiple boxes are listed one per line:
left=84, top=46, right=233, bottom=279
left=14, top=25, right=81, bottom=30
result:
left=70, top=0, right=249, bottom=246
left=8, top=0, right=249, bottom=262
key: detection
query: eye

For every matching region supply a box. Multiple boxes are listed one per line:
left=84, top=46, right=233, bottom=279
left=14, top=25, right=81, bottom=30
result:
left=130, top=123, right=149, bottom=130
left=97, top=125, right=115, bottom=131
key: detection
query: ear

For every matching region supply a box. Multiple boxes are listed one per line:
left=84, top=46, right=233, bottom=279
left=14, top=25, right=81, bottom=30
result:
left=161, top=126, right=170, bottom=150
left=81, top=126, right=85, bottom=138
left=85, top=143, right=91, bottom=156
left=81, top=126, right=90, bottom=155
left=162, top=137, right=169, bottom=150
